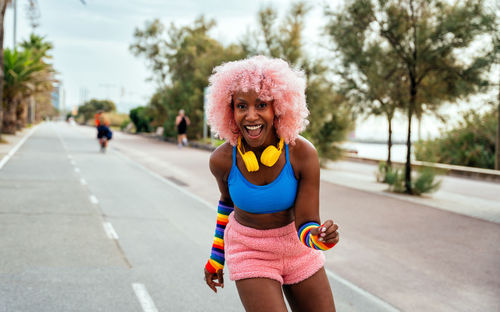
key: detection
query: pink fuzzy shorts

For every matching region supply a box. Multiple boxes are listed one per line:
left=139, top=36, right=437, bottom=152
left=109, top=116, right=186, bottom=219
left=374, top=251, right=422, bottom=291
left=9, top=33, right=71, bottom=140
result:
left=225, top=212, right=325, bottom=285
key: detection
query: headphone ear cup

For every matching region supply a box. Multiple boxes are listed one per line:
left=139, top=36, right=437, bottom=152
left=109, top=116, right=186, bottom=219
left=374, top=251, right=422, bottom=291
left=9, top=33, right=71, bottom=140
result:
left=260, top=146, right=280, bottom=167
left=242, top=151, right=259, bottom=172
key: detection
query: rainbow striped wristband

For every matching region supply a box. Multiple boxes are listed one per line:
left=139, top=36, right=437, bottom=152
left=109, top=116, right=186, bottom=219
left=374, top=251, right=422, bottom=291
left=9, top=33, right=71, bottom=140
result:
left=298, top=221, right=336, bottom=250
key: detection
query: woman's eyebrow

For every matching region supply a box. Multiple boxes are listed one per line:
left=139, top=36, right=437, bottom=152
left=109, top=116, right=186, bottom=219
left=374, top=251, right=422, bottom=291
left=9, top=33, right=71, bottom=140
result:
left=235, top=98, right=248, bottom=103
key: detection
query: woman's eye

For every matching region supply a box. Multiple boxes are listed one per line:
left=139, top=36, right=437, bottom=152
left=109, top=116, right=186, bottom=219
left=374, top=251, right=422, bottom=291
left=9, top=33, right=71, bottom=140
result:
left=236, top=103, right=246, bottom=109
left=257, top=102, right=267, bottom=109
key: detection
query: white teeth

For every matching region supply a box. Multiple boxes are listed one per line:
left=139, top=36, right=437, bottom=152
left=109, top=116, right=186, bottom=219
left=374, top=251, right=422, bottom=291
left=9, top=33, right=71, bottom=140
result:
left=245, top=125, right=262, bottom=130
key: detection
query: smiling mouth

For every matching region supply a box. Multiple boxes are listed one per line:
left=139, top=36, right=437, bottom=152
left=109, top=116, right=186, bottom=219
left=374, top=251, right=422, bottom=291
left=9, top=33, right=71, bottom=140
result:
left=244, top=125, right=263, bottom=138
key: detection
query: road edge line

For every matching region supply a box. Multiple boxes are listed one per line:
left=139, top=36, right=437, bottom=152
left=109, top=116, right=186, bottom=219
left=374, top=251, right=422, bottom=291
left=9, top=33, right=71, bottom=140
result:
left=0, top=125, right=38, bottom=171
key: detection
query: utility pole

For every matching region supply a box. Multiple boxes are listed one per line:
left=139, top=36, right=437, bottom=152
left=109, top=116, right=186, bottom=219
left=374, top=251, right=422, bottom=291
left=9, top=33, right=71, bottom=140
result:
left=12, top=0, right=15, bottom=48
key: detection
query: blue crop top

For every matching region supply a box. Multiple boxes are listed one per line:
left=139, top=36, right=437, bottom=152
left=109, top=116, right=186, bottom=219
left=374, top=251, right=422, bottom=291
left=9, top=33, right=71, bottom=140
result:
left=228, top=144, right=298, bottom=214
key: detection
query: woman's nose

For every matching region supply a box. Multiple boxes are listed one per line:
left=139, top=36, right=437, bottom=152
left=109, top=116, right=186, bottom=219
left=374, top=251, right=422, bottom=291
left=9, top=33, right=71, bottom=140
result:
left=246, top=106, right=258, bottom=121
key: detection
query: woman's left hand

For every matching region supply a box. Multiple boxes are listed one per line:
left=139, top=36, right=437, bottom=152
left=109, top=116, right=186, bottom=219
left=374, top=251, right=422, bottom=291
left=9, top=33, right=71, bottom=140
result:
left=310, top=220, right=339, bottom=246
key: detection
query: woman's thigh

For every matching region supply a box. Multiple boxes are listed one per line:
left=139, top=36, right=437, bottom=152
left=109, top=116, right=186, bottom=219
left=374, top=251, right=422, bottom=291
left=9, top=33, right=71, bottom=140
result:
left=282, top=267, right=336, bottom=312
left=235, top=278, right=288, bottom=312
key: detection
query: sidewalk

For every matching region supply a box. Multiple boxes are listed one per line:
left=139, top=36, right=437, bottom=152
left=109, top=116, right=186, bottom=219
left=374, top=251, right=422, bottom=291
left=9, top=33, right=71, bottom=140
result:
left=322, top=160, right=500, bottom=224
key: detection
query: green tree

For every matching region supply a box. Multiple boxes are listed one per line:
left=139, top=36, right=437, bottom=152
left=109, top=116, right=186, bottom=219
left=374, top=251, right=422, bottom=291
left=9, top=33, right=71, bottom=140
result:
left=415, top=108, right=497, bottom=169
left=17, top=33, right=56, bottom=128
left=326, top=0, right=495, bottom=193
left=130, top=16, right=245, bottom=139
left=0, top=0, right=8, bottom=139
left=77, top=98, right=116, bottom=123
left=2, top=48, right=46, bottom=133
left=129, top=106, right=153, bottom=133
left=325, top=7, right=407, bottom=167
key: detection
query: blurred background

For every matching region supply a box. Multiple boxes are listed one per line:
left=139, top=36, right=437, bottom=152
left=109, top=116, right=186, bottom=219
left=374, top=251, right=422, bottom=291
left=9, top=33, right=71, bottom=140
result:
left=0, top=1, right=499, bottom=311
left=1, top=0, right=498, bottom=171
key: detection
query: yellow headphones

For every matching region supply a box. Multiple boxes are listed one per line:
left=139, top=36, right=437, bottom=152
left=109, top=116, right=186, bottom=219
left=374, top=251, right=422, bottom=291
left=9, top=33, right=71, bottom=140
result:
left=237, top=136, right=284, bottom=172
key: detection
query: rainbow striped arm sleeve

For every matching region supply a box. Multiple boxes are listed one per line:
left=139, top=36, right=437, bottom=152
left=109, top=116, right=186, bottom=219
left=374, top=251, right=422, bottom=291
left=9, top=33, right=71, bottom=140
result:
left=205, top=201, right=234, bottom=274
left=298, top=221, right=336, bottom=250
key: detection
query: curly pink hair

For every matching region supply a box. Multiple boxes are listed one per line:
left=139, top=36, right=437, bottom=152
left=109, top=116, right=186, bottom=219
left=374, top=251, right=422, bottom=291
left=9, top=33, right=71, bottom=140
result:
left=207, top=55, right=309, bottom=146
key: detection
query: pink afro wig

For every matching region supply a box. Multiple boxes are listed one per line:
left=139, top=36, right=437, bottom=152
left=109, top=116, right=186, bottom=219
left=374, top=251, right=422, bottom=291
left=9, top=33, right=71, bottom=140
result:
left=206, top=55, right=309, bottom=146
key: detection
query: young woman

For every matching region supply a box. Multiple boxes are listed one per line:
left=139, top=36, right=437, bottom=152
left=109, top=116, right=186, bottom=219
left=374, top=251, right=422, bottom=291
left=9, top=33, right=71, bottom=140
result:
left=204, top=56, right=339, bottom=311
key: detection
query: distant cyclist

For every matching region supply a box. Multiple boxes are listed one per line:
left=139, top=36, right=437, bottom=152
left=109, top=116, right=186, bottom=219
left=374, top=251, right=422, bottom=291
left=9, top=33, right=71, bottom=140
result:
left=96, top=112, right=112, bottom=152
left=175, top=109, right=190, bottom=148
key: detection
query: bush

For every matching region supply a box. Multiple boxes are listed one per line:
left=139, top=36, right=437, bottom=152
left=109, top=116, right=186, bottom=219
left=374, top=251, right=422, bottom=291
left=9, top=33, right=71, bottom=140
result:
left=77, top=99, right=116, bottom=123
left=415, top=108, right=497, bottom=169
left=120, top=119, right=131, bottom=130
left=412, top=168, right=441, bottom=195
left=163, top=117, right=177, bottom=139
left=377, top=161, right=441, bottom=195
left=129, top=106, right=153, bottom=133
left=106, top=112, right=130, bottom=128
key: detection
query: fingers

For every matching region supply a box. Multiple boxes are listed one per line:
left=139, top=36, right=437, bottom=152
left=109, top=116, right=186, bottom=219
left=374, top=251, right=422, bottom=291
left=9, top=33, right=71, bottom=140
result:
left=318, top=220, right=339, bottom=244
left=217, top=269, right=224, bottom=288
left=204, top=269, right=224, bottom=293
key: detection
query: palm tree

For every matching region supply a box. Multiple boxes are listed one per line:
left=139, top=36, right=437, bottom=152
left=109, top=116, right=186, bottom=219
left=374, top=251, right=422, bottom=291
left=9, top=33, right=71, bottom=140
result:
left=2, top=48, right=45, bottom=133
left=0, top=0, right=10, bottom=138
left=17, top=34, right=55, bottom=127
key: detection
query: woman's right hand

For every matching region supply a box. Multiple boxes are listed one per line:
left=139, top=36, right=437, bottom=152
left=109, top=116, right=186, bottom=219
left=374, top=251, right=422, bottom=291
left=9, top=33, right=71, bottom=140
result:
left=204, top=268, right=224, bottom=293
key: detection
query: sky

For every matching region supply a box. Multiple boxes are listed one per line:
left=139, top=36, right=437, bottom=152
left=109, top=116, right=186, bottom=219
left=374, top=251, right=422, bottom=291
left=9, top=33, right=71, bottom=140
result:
left=3, top=0, right=497, bottom=141
left=4, top=0, right=326, bottom=113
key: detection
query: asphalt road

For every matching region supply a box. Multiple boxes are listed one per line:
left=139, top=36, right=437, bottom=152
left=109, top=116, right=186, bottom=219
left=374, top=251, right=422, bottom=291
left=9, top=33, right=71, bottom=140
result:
left=1, top=122, right=499, bottom=311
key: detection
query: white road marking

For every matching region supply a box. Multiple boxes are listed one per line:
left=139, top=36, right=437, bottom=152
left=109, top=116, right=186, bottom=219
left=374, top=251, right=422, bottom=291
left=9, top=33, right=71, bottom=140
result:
left=80, top=178, right=87, bottom=185
left=67, top=154, right=73, bottom=160
left=0, top=126, right=38, bottom=171
left=132, top=283, right=159, bottom=312
left=89, top=195, right=98, bottom=204
left=102, top=222, right=119, bottom=239
left=71, top=160, right=76, bottom=165
left=74, top=167, right=80, bottom=173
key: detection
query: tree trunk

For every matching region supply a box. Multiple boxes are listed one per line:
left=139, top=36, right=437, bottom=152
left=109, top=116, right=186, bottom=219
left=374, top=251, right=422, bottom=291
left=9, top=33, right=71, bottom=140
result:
left=496, top=95, right=499, bottom=170
left=16, top=97, right=28, bottom=129
left=386, top=113, right=393, bottom=168
left=2, top=100, right=17, bottom=134
left=405, top=86, right=416, bottom=195
left=0, top=1, right=8, bottom=139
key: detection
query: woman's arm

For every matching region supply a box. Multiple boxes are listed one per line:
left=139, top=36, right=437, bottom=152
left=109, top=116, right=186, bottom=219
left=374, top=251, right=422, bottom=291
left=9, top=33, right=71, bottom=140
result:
left=204, top=143, right=233, bottom=293
left=292, top=138, right=339, bottom=248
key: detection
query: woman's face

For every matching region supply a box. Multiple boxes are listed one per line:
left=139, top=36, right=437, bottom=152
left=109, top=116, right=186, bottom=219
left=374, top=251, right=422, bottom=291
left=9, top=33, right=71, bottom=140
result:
left=233, top=89, right=275, bottom=148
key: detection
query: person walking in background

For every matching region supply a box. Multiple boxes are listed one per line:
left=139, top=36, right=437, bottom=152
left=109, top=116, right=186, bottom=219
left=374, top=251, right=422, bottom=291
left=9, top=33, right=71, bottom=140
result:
left=203, top=56, right=339, bottom=311
left=175, top=109, right=190, bottom=148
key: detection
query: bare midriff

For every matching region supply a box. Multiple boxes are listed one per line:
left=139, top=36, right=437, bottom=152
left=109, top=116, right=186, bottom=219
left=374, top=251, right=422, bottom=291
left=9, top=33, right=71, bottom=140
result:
left=234, top=206, right=295, bottom=230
